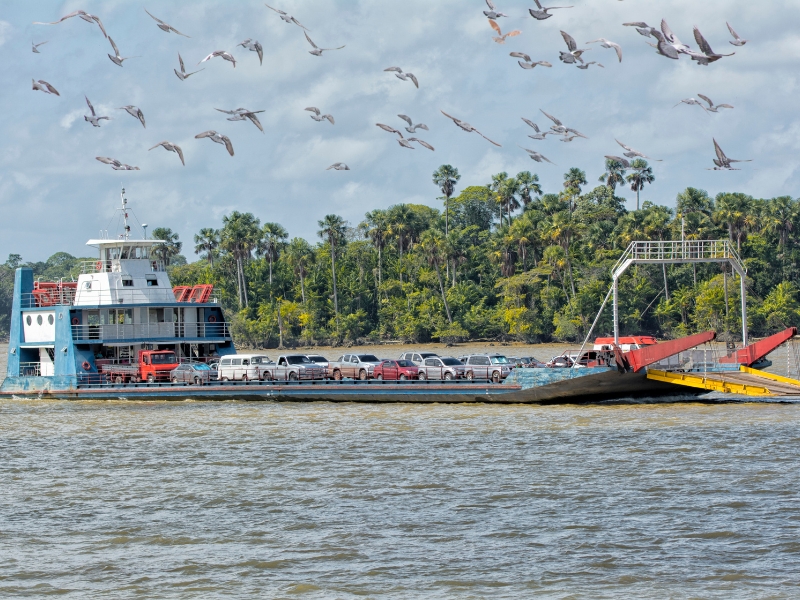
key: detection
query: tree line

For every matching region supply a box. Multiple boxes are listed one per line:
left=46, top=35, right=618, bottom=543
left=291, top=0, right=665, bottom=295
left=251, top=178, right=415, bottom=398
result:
left=3, top=160, right=800, bottom=347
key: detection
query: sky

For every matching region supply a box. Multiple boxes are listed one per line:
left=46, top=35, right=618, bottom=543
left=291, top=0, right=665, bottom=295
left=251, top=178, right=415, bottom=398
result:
left=1, top=0, right=798, bottom=262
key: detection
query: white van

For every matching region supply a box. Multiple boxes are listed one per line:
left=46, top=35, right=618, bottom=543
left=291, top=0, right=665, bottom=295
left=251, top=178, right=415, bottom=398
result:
left=217, top=354, right=273, bottom=381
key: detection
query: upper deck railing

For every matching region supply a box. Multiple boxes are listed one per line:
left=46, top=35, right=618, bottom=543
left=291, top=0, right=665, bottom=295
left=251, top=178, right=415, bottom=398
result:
left=612, top=240, right=745, bottom=278
left=80, top=259, right=167, bottom=274
left=71, top=321, right=231, bottom=341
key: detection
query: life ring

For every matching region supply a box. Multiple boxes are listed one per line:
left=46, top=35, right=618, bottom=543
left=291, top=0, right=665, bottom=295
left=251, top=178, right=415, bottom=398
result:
left=71, top=317, right=79, bottom=325
left=96, top=261, right=103, bottom=272
left=81, top=361, right=91, bottom=371
left=208, top=315, right=217, bottom=323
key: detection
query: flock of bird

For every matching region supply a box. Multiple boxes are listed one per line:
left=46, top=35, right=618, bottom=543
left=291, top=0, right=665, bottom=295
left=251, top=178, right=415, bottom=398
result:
left=28, top=2, right=752, bottom=175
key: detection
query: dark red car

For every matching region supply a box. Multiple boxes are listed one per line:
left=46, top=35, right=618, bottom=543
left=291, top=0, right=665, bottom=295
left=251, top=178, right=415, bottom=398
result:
left=373, top=359, right=419, bottom=381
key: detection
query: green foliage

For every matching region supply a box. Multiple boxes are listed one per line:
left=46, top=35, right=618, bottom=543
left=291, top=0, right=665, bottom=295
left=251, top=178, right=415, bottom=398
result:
left=6, top=174, right=800, bottom=345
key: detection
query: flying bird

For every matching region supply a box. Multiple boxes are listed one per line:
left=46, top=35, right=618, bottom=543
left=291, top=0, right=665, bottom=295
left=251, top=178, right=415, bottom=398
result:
left=440, top=110, right=501, bottom=147
left=327, top=163, right=350, bottom=170
left=726, top=22, right=747, bottom=46
left=484, top=0, right=508, bottom=19
left=673, top=98, right=710, bottom=114
left=305, top=107, right=335, bottom=124
left=510, top=52, right=551, bottom=69
left=559, top=31, right=588, bottom=64
left=384, top=67, right=419, bottom=88
left=376, top=123, right=404, bottom=137
left=31, top=41, right=48, bottom=53
left=540, top=109, right=588, bottom=138
left=216, top=108, right=265, bottom=132
left=660, top=20, right=691, bottom=54
left=174, top=53, right=204, bottom=80
left=697, top=94, right=734, bottom=113
left=148, top=141, right=185, bottom=166
left=32, top=79, right=59, bottom=95
left=34, top=10, right=107, bottom=38
left=623, top=22, right=655, bottom=38
left=199, top=51, right=236, bottom=68
left=518, top=145, right=555, bottom=164
left=615, top=139, right=661, bottom=161
left=118, top=105, right=145, bottom=128
left=144, top=9, right=189, bottom=37
left=195, top=130, right=234, bottom=156
left=576, top=61, right=604, bottom=70
left=84, top=96, right=109, bottom=127
left=265, top=4, right=309, bottom=30
left=96, top=157, right=139, bottom=171
left=397, top=114, right=428, bottom=133
left=529, top=0, right=573, bottom=20
left=396, top=138, right=415, bottom=149
left=238, top=39, right=264, bottom=65
left=107, top=36, right=139, bottom=67
left=586, top=38, right=622, bottom=62
left=690, top=26, right=735, bottom=65
left=489, top=20, right=521, bottom=44
left=710, top=139, right=751, bottom=170
left=521, top=118, right=554, bottom=140
left=604, top=155, right=633, bottom=168
left=305, top=32, right=345, bottom=56
left=408, top=137, right=435, bottom=151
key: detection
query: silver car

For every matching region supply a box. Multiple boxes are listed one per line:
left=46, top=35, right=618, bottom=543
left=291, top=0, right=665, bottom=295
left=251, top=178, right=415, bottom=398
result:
left=399, top=351, right=440, bottom=366
left=170, top=362, right=214, bottom=385
left=417, top=356, right=466, bottom=381
left=460, top=354, right=513, bottom=382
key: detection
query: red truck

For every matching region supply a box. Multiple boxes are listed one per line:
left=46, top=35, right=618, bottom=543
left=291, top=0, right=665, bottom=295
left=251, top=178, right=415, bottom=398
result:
left=100, top=350, right=180, bottom=384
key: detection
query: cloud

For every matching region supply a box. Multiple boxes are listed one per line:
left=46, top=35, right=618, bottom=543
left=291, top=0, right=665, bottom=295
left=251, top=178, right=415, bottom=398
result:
left=0, top=21, right=11, bottom=47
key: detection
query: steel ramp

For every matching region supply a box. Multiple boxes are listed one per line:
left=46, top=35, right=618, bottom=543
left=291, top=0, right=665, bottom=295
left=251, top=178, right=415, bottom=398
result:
left=646, top=367, right=800, bottom=397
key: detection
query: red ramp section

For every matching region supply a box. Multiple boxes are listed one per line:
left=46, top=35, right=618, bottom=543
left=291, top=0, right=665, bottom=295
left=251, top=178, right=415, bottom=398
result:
left=719, top=327, right=797, bottom=367
left=624, top=331, right=716, bottom=373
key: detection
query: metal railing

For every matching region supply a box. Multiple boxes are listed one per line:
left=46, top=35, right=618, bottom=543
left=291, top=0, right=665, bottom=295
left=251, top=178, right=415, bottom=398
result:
left=80, top=259, right=167, bottom=274
left=613, top=240, right=745, bottom=277
left=23, top=289, right=220, bottom=307
left=18, top=362, right=41, bottom=377
left=71, top=321, right=231, bottom=341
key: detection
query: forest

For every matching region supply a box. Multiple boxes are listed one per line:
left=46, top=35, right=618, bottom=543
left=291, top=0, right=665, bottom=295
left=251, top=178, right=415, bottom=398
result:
left=2, top=160, right=799, bottom=347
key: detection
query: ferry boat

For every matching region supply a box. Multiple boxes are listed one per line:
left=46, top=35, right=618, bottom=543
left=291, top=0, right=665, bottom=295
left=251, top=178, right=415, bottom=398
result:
left=2, top=192, right=795, bottom=402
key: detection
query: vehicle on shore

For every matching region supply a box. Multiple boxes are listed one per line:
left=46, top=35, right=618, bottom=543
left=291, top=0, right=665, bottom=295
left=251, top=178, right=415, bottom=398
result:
left=459, top=354, right=513, bottom=382
left=417, top=356, right=467, bottom=381
left=373, top=359, right=419, bottom=381
left=99, top=350, right=179, bottom=384
left=329, top=354, right=383, bottom=380
left=170, top=362, right=215, bottom=385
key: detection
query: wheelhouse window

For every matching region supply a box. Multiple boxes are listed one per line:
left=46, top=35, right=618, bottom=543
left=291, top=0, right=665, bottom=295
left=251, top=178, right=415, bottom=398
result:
left=146, top=276, right=158, bottom=287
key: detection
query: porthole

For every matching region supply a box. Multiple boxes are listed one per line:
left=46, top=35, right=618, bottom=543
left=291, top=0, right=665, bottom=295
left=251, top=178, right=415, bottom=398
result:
left=37, top=315, right=43, bottom=326
left=26, top=315, right=32, bottom=326
left=48, top=314, right=54, bottom=325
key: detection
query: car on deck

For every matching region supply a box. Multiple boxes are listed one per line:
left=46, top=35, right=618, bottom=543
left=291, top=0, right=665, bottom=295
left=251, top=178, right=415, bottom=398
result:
left=373, top=359, right=419, bottom=381
left=170, top=362, right=215, bottom=385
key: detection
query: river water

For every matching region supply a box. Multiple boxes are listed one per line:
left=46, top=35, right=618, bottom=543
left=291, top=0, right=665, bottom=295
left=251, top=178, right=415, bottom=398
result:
left=1, top=398, right=799, bottom=598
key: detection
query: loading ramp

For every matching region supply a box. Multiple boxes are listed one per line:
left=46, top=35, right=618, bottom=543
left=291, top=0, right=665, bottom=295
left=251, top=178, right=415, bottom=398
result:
left=647, top=366, right=800, bottom=397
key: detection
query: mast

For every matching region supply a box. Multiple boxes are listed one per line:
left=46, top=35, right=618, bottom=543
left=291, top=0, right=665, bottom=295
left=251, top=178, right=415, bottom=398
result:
left=121, top=188, right=130, bottom=240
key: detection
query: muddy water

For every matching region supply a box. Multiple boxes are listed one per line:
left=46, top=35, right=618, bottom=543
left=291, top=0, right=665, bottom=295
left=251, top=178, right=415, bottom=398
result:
left=1, top=398, right=799, bottom=597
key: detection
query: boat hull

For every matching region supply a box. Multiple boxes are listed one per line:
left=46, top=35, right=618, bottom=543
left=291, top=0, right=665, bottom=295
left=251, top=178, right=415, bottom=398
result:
left=0, top=368, right=698, bottom=403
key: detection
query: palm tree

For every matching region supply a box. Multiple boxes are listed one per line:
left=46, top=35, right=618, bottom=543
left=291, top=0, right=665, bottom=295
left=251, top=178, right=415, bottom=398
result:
left=563, top=167, right=587, bottom=196
left=543, top=210, right=581, bottom=297
left=285, top=237, right=313, bottom=304
left=491, top=172, right=519, bottom=228
left=387, top=204, right=414, bottom=282
left=626, top=159, right=654, bottom=211
left=362, top=209, right=389, bottom=286
left=220, top=212, right=261, bottom=307
left=150, top=227, right=182, bottom=265
left=193, top=228, right=219, bottom=266
left=515, top=171, right=542, bottom=209
left=713, top=192, right=752, bottom=251
left=419, top=229, right=453, bottom=324
left=599, top=158, right=627, bottom=191
left=257, top=222, right=288, bottom=291
left=317, top=214, right=347, bottom=329
left=642, top=203, right=674, bottom=300
left=432, top=165, right=461, bottom=236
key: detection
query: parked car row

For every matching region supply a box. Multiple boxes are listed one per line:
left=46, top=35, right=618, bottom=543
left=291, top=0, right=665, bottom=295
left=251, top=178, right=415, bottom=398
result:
left=168, top=350, right=560, bottom=385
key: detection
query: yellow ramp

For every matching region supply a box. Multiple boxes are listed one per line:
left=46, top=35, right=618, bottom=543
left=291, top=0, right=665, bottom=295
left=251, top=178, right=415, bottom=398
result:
left=646, top=369, right=774, bottom=396
left=739, top=365, right=800, bottom=387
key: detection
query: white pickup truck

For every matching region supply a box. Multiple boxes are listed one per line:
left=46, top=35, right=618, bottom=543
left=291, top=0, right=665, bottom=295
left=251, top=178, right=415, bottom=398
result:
left=260, top=354, right=326, bottom=381
left=329, top=353, right=383, bottom=380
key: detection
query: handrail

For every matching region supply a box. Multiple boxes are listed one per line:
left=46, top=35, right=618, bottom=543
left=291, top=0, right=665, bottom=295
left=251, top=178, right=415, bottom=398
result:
left=71, top=322, right=231, bottom=341
left=21, top=290, right=220, bottom=308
